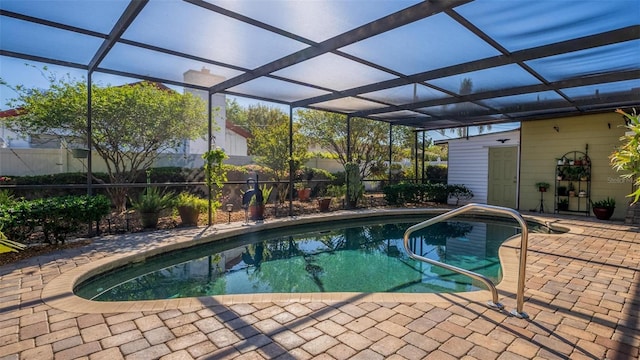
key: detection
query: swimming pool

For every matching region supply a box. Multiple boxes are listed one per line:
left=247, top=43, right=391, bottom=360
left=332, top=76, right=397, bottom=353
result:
left=75, top=215, right=551, bottom=301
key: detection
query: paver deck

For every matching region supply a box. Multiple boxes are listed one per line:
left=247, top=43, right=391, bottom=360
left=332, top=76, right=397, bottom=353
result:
left=0, top=210, right=638, bottom=360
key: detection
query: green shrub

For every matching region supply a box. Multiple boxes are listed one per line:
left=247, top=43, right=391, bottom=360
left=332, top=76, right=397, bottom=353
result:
left=0, top=195, right=111, bottom=244
left=382, top=182, right=472, bottom=205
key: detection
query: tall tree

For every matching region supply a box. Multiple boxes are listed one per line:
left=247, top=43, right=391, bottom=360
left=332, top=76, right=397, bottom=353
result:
left=251, top=110, right=309, bottom=202
left=296, top=109, right=411, bottom=178
left=3, top=73, right=208, bottom=212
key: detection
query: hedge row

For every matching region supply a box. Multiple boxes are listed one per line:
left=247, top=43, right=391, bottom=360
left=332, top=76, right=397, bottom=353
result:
left=0, top=195, right=111, bottom=244
left=382, top=182, right=473, bottom=205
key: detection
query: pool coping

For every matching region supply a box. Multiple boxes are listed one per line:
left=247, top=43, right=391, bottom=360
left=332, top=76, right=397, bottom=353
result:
left=41, top=208, right=575, bottom=314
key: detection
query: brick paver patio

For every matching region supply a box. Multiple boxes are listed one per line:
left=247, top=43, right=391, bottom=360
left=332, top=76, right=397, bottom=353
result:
left=0, top=210, right=638, bottom=359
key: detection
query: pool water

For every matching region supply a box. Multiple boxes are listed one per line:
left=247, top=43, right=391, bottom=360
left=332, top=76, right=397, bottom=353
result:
left=76, top=217, right=529, bottom=301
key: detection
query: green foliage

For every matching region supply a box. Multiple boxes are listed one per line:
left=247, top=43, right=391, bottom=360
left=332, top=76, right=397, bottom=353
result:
left=0, top=190, right=16, bottom=206
left=345, top=162, right=364, bottom=208
left=130, top=187, right=173, bottom=213
left=0, top=195, right=110, bottom=244
left=591, top=197, right=616, bottom=209
left=325, top=184, right=346, bottom=199
left=382, top=183, right=470, bottom=206
left=296, top=109, right=413, bottom=178
left=535, top=182, right=550, bottom=189
left=202, top=148, right=228, bottom=201
left=250, top=184, right=273, bottom=206
left=611, top=109, right=640, bottom=203
left=448, top=184, right=474, bottom=205
left=4, top=72, right=209, bottom=212
left=174, top=192, right=209, bottom=212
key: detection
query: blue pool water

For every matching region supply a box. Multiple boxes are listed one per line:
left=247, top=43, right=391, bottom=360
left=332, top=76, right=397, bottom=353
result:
left=76, top=216, right=544, bottom=301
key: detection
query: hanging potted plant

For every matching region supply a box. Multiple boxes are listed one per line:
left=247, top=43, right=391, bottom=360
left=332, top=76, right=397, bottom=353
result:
left=591, top=197, right=616, bottom=220
left=535, top=182, right=550, bottom=192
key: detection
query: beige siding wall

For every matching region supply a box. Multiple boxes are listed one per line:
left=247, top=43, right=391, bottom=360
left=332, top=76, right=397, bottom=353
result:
left=520, top=113, right=631, bottom=220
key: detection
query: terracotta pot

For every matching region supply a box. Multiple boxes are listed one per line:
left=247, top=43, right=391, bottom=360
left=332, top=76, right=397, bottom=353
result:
left=249, top=204, right=265, bottom=220
left=317, top=198, right=331, bottom=212
left=139, top=212, right=159, bottom=229
left=592, top=207, right=614, bottom=220
left=297, top=188, right=311, bottom=202
left=177, top=206, right=200, bottom=226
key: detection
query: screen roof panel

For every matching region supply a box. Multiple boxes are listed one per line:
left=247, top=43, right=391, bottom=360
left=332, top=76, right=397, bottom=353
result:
left=1, top=0, right=638, bottom=131
left=100, top=43, right=243, bottom=87
left=339, top=13, right=500, bottom=75
left=122, top=0, right=309, bottom=69
left=457, top=0, right=640, bottom=52
left=427, top=64, right=541, bottom=95
left=0, top=0, right=129, bottom=34
left=228, top=77, right=331, bottom=103
left=0, top=16, right=103, bottom=64
left=273, top=53, right=397, bottom=91
left=361, top=84, right=450, bottom=106
left=206, top=0, right=422, bottom=43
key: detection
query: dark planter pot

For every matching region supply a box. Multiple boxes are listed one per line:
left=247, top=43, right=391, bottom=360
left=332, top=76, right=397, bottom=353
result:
left=538, top=187, right=547, bottom=192
left=297, top=188, right=311, bottom=202
left=558, top=203, right=569, bottom=211
left=177, top=206, right=200, bottom=226
left=139, top=211, right=159, bottom=229
left=317, top=198, right=331, bottom=212
left=249, top=204, right=265, bottom=221
left=592, top=207, right=614, bottom=220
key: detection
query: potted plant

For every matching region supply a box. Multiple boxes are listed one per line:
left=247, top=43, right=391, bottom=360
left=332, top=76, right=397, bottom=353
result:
left=591, top=197, right=616, bottom=220
left=131, top=187, right=173, bottom=229
left=535, top=182, right=550, bottom=192
left=294, top=182, right=311, bottom=202
left=249, top=184, right=272, bottom=221
left=578, top=190, right=587, bottom=198
left=174, top=192, right=209, bottom=226
left=557, top=185, right=567, bottom=196
left=318, top=184, right=345, bottom=212
left=556, top=168, right=565, bottom=181
left=567, top=182, right=576, bottom=197
left=557, top=198, right=569, bottom=211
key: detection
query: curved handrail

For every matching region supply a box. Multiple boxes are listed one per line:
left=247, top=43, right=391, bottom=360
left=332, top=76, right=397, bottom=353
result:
left=403, top=203, right=529, bottom=318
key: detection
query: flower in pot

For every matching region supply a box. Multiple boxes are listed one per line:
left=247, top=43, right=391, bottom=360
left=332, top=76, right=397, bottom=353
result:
left=131, top=187, right=173, bottom=229
left=591, top=197, right=615, bottom=220
left=535, top=182, right=550, bottom=192
left=174, top=192, right=209, bottom=226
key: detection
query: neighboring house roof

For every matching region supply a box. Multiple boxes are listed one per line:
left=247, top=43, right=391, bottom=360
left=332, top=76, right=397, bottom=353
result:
left=225, top=121, right=252, bottom=139
left=0, top=108, right=22, bottom=118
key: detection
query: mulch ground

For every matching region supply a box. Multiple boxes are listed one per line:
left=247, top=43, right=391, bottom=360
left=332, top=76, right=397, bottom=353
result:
left=1, top=196, right=395, bottom=267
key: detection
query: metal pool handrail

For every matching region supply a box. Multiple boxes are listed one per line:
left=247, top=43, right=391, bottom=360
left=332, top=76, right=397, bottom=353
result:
left=403, top=203, right=529, bottom=318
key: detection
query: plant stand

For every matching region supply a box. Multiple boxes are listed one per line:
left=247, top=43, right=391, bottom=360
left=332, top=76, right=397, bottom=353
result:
left=538, top=189, right=545, bottom=213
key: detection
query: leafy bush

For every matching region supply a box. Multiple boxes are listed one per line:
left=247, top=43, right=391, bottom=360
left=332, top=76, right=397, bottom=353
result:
left=382, top=183, right=472, bottom=206
left=131, top=187, right=174, bottom=213
left=0, top=195, right=111, bottom=244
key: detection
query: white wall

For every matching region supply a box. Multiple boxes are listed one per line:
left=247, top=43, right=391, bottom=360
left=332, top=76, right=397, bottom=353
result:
left=446, top=130, right=520, bottom=205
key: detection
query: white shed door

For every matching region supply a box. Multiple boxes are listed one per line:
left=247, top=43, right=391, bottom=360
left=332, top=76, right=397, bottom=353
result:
left=488, top=147, right=518, bottom=208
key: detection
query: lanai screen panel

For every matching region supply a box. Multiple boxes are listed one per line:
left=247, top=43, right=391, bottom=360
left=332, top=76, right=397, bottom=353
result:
left=0, top=0, right=638, bottom=130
